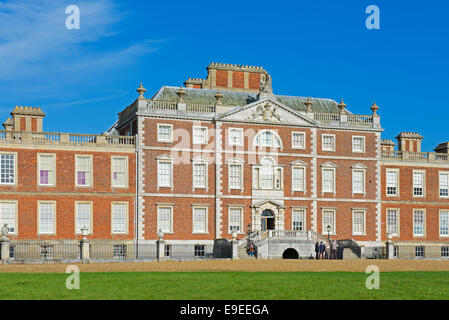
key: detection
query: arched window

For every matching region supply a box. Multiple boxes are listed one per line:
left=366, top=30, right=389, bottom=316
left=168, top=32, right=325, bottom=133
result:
left=254, top=130, right=282, bottom=148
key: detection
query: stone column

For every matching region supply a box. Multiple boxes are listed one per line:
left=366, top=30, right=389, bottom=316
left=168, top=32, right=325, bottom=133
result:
left=231, top=240, right=239, bottom=260
left=80, top=239, right=90, bottom=263
left=157, top=240, right=165, bottom=262
left=0, top=238, right=11, bottom=264
left=386, top=240, right=395, bottom=259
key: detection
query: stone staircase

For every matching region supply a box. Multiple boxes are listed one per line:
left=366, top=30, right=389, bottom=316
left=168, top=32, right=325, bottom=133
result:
left=342, top=247, right=360, bottom=260
left=237, top=246, right=252, bottom=260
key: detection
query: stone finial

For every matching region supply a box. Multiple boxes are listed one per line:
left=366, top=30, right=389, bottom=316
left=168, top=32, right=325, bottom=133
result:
left=338, top=99, right=347, bottom=114
left=136, top=83, right=146, bottom=99
left=304, top=97, right=313, bottom=113
left=371, top=100, right=379, bottom=116
left=214, top=90, right=223, bottom=105
left=176, top=86, right=186, bottom=103
left=1, top=224, right=8, bottom=238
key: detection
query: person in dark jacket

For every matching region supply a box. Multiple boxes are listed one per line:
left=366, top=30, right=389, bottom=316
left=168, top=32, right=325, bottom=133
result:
left=338, top=245, right=344, bottom=260
left=319, top=241, right=325, bottom=259
left=315, top=242, right=319, bottom=259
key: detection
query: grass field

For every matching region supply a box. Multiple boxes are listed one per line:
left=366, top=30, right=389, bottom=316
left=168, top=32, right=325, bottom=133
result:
left=1, top=271, right=449, bottom=300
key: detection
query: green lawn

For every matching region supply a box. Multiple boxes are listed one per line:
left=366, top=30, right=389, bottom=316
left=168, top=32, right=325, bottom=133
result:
left=0, top=272, right=448, bottom=300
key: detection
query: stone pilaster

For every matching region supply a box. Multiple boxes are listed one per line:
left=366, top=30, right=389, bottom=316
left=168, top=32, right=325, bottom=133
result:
left=215, top=123, right=223, bottom=239
left=311, top=128, right=318, bottom=232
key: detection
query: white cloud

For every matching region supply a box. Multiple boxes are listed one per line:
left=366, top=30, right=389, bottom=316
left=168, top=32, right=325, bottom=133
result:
left=0, top=0, right=160, bottom=79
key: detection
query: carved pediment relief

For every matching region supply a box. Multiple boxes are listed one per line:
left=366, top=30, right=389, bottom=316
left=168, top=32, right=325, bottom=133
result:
left=216, top=99, right=317, bottom=126
left=246, top=103, right=282, bottom=123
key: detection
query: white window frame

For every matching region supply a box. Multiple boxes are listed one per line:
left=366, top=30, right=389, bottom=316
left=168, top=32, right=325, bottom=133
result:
left=321, top=162, right=337, bottom=194
left=352, top=209, right=366, bottom=235
left=227, top=158, right=244, bottom=191
left=38, top=201, right=56, bottom=235
left=386, top=169, right=399, bottom=197
left=352, top=136, right=366, bottom=153
left=440, top=210, right=449, bottom=237
left=157, top=205, right=173, bottom=234
left=192, top=157, right=209, bottom=190
left=253, top=130, right=283, bottom=149
left=439, top=171, right=449, bottom=198
left=352, top=167, right=366, bottom=194
left=111, top=202, right=128, bottom=235
left=291, top=132, right=306, bottom=150
left=0, top=152, right=17, bottom=185
left=156, top=155, right=173, bottom=189
left=292, top=208, right=306, bottom=231
left=192, top=206, right=208, bottom=234
left=386, top=208, right=400, bottom=237
left=322, top=209, right=336, bottom=235
left=413, top=209, right=425, bottom=237
left=75, top=201, right=93, bottom=234
left=192, top=126, right=208, bottom=145
left=111, top=156, right=128, bottom=188
left=321, top=134, right=335, bottom=152
left=157, top=123, right=173, bottom=143
left=228, top=128, right=243, bottom=147
left=254, top=157, right=283, bottom=190
left=37, top=153, right=56, bottom=186
left=75, top=155, right=93, bottom=187
left=292, top=166, right=306, bottom=192
left=0, top=200, right=18, bottom=235
left=228, top=206, right=244, bottom=234
left=412, top=170, right=425, bottom=198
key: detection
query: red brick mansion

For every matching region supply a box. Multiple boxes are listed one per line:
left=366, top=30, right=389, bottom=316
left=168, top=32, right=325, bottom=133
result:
left=1, top=63, right=448, bottom=259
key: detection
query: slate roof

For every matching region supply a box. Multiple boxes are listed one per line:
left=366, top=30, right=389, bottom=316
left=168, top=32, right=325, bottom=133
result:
left=151, top=86, right=342, bottom=114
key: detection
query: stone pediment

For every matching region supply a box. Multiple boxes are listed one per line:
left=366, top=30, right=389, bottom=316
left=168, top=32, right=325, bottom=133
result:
left=216, top=98, right=316, bottom=126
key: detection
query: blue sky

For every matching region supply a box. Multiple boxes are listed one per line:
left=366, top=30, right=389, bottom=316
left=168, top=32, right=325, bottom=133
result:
left=0, top=0, right=448, bottom=151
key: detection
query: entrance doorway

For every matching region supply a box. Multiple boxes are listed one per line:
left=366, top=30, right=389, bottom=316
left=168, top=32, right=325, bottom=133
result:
left=282, top=248, right=299, bottom=259
left=261, top=209, right=275, bottom=231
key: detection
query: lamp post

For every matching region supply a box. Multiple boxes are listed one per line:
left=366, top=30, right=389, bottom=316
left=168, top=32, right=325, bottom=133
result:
left=327, top=224, right=331, bottom=241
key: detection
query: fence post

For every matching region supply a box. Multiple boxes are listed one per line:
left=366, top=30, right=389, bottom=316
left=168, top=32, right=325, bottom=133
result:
left=0, top=239, right=10, bottom=264
left=157, top=240, right=165, bottom=262
left=80, top=227, right=90, bottom=263
left=231, top=239, right=239, bottom=260
left=0, top=224, right=10, bottom=264
left=386, top=232, right=395, bottom=259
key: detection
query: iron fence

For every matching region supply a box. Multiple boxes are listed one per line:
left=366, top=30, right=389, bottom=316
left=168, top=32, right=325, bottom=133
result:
left=391, top=244, right=449, bottom=260
left=89, top=243, right=157, bottom=261
left=164, top=244, right=214, bottom=260
left=10, top=243, right=81, bottom=262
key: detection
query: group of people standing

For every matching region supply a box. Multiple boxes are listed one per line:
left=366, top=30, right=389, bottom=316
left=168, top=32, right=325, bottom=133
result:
left=315, top=240, right=344, bottom=260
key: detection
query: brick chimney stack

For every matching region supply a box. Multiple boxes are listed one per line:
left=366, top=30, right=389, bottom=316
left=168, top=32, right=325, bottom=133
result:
left=381, top=139, right=396, bottom=152
left=396, top=132, right=423, bottom=152
left=184, top=63, right=269, bottom=93
left=6, top=106, right=46, bottom=132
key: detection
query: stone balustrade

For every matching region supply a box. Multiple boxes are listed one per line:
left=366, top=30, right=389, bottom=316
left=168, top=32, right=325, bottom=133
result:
left=313, top=112, right=379, bottom=128
left=0, top=130, right=135, bottom=148
left=146, top=100, right=217, bottom=113
left=381, top=150, right=449, bottom=163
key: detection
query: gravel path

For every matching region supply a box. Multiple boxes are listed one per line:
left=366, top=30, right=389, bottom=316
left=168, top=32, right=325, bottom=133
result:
left=1, top=259, right=449, bottom=273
